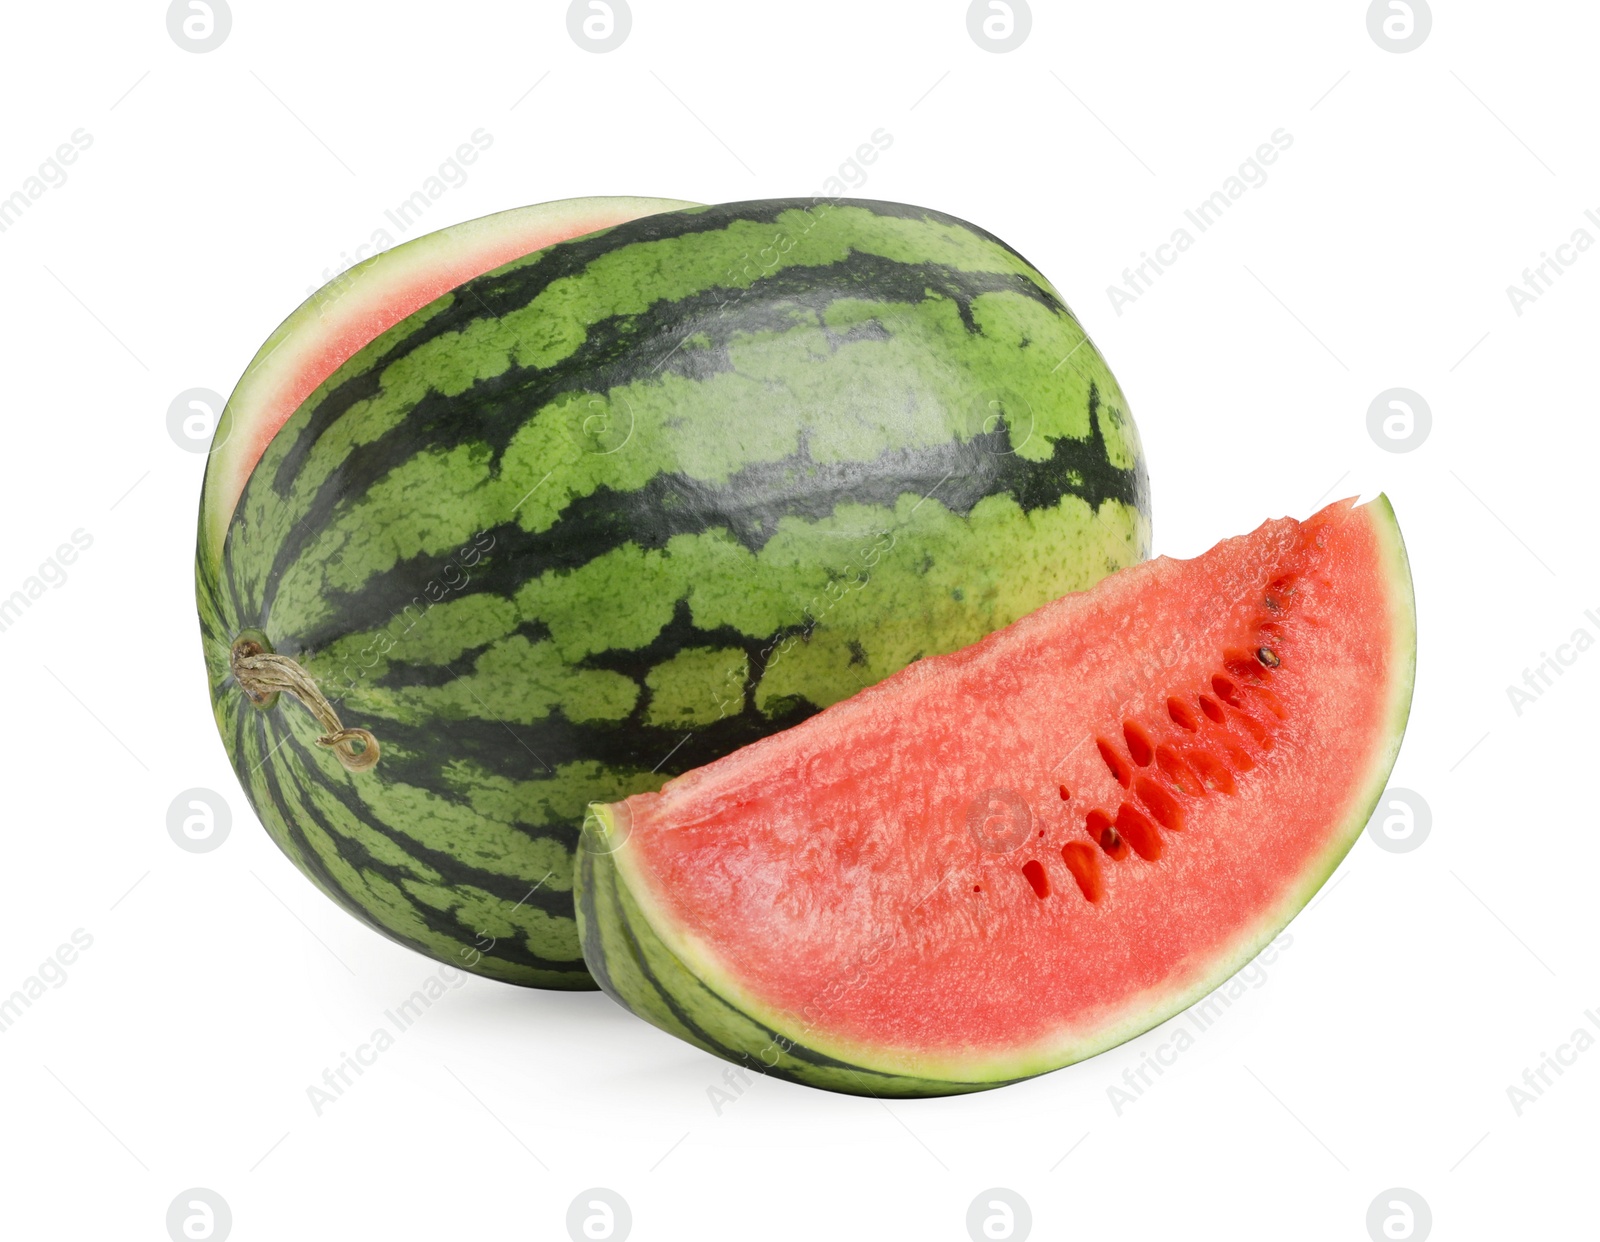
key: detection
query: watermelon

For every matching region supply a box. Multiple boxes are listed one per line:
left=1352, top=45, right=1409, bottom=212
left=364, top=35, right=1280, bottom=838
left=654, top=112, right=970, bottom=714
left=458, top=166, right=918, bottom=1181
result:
left=576, top=497, right=1415, bottom=1093
left=197, top=197, right=1152, bottom=988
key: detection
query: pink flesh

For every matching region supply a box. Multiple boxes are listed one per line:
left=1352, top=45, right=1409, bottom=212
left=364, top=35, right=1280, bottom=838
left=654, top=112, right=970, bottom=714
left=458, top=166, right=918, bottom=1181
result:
left=617, top=499, right=1404, bottom=1057
left=214, top=204, right=662, bottom=534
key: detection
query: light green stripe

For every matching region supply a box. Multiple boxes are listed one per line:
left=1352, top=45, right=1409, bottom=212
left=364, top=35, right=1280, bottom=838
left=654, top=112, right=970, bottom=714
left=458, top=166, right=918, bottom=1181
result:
left=438, top=759, right=666, bottom=833
left=308, top=492, right=1144, bottom=730
left=578, top=818, right=989, bottom=1097
left=244, top=207, right=1126, bottom=621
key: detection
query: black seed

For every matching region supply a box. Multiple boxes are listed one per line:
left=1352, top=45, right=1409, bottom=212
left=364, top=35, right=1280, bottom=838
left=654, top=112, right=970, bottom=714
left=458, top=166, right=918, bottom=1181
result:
left=1257, top=647, right=1281, bottom=668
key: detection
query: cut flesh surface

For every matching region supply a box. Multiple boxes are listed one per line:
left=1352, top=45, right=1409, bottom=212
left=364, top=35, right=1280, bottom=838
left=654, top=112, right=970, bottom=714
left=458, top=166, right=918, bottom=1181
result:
left=197, top=195, right=697, bottom=567
left=578, top=497, right=1416, bottom=1094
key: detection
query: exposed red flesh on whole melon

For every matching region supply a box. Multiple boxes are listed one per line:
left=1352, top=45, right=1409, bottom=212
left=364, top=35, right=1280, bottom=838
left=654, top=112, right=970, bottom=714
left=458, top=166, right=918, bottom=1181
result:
left=197, top=196, right=697, bottom=565
left=583, top=496, right=1415, bottom=1088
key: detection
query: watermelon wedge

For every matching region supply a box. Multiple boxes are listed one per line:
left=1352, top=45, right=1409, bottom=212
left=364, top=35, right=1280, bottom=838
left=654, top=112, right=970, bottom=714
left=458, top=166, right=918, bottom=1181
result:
left=576, top=496, right=1416, bottom=1095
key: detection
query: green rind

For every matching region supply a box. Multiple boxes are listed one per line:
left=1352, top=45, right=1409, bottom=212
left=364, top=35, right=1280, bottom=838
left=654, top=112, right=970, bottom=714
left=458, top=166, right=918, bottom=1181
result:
left=575, top=497, right=1417, bottom=1090
left=196, top=196, right=701, bottom=571
left=578, top=811, right=1000, bottom=1097
left=200, top=197, right=1152, bottom=988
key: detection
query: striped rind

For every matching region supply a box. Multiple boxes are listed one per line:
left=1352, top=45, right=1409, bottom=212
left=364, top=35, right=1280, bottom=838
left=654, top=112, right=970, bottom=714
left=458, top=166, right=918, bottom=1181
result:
left=578, top=808, right=1001, bottom=1096
left=197, top=197, right=700, bottom=570
left=198, top=197, right=1151, bottom=988
left=573, top=499, right=1417, bottom=1092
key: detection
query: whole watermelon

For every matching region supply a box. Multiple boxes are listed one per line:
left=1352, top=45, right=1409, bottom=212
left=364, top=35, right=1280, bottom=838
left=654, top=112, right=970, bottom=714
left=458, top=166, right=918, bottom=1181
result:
left=196, top=197, right=1151, bottom=988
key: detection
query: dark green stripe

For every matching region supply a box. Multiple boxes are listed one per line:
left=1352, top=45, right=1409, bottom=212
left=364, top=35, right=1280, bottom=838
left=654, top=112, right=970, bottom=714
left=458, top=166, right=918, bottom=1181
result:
left=205, top=196, right=1150, bottom=990
left=605, top=854, right=756, bottom=1067
left=355, top=684, right=811, bottom=790
left=581, top=837, right=1008, bottom=1096
left=263, top=199, right=1031, bottom=512
left=577, top=845, right=621, bottom=1001
left=238, top=698, right=590, bottom=979
left=248, top=712, right=381, bottom=929
left=254, top=249, right=1082, bottom=624
left=262, top=200, right=821, bottom=505
left=291, top=383, right=1140, bottom=656
left=278, top=730, right=575, bottom=923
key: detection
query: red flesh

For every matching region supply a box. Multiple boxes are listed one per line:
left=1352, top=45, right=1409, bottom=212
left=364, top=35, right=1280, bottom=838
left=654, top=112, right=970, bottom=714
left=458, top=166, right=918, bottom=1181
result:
left=612, top=499, right=1409, bottom=1060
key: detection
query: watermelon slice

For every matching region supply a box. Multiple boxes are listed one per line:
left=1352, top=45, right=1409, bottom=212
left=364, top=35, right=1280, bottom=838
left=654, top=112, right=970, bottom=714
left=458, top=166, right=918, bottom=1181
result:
left=576, top=497, right=1416, bottom=1095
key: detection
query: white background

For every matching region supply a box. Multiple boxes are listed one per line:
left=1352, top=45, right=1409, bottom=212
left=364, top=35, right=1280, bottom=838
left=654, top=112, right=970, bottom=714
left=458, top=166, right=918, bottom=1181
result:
left=0, top=1, right=1594, bottom=1238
